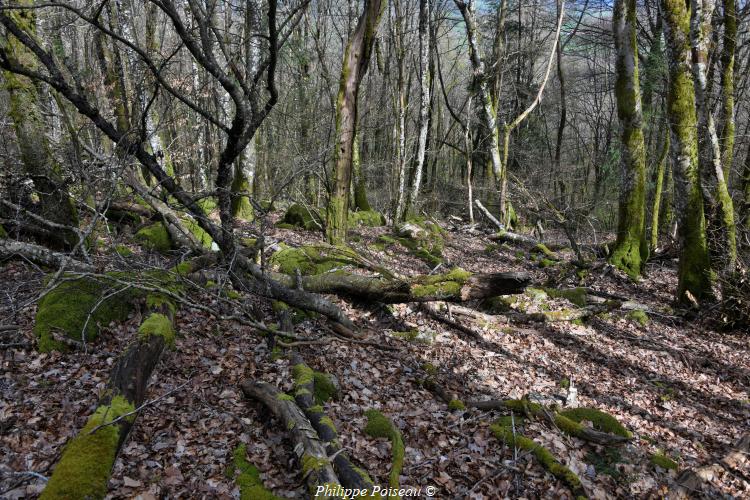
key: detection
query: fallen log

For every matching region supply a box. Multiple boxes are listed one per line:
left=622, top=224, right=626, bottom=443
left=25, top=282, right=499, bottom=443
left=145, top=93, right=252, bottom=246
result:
left=240, top=380, right=342, bottom=498
left=40, top=297, right=176, bottom=499
left=269, top=268, right=531, bottom=304
left=289, top=354, right=374, bottom=491
left=474, top=199, right=505, bottom=231
left=0, top=238, right=94, bottom=272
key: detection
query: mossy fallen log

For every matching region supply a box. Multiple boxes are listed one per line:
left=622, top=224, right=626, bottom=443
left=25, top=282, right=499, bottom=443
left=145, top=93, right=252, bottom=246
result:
left=41, top=297, right=176, bottom=499
left=240, top=380, right=342, bottom=498
left=269, top=267, right=530, bottom=304
left=289, top=354, right=374, bottom=492
left=490, top=419, right=588, bottom=499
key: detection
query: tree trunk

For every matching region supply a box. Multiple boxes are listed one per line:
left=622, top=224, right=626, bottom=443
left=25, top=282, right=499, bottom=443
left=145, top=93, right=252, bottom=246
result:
left=610, top=0, right=648, bottom=279
left=661, top=0, right=712, bottom=304
left=2, top=2, right=79, bottom=250
left=326, top=0, right=385, bottom=244
left=650, top=126, right=670, bottom=250
left=403, top=0, right=431, bottom=220
left=690, top=0, right=737, bottom=272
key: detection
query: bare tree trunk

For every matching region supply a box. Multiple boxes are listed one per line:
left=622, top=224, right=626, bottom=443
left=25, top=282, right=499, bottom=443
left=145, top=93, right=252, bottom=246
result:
left=403, top=0, right=431, bottom=220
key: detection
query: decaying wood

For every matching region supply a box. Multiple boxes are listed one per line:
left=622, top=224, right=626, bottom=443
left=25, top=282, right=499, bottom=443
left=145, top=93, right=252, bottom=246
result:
left=42, top=297, right=175, bottom=497
left=240, top=380, right=342, bottom=496
left=269, top=270, right=531, bottom=304
left=0, top=238, right=94, bottom=272
left=474, top=199, right=505, bottom=230
left=289, top=354, right=374, bottom=491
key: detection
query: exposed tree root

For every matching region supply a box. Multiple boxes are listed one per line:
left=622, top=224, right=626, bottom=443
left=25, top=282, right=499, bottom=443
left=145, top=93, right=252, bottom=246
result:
left=240, top=380, right=342, bottom=498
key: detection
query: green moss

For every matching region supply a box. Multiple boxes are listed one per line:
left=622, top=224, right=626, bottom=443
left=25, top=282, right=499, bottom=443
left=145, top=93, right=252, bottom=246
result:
left=538, top=258, right=557, bottom=268
left=422, top=363, right=438, bottom=376
left=230, top=444, right=282, bottom=500
left=270, top=245, right=358, bottom=276
left=138, top=313, right=175, bottom=348
left=0, top=224, right=7, bottom=238
left=276, top=393, right=295, bottom=401
left=292, top=363, right=314, bottom=386
left=349, top=210, right=385, bottom=227
left=301, top=453, right=329, bottom=475
left=490, top=421, right=585, bottom=498
left=560, top=378, right=570, bottom=389
left=282, top=203, right=324, bottom=231
left=135, top=222, right=173, bottom=253
left=411, top=268, right=471, bottom=298
left=318, top=415, right=337, bottom=433
left=114, top=244, right=133, bottom=257
left=559, top=408, right=632, bottom=438
left=650, top=452, right=678, bottom=470
left=313, top=372, right=338, bottom=403
left=448, top=399, right=465, bottom=410
left=34, top=276, right=138, bottom=352
left=626, top=309, right=649, bottom=326
left=531, top=243, right=557, bottom=259
left=275, top=223, right=297, bottom=230
left=197, top=197, right=218, bottom=213
left=41, top=395, right=135, bottom=500
left=363, top=410, right=404, bottom=497
left=145, top=293, right=176, bottom=315
left=182, top=217, right=213, bottom=249
left=173, top=261, right=194, bottom=275
left=545, top=288, right=587, bottom=307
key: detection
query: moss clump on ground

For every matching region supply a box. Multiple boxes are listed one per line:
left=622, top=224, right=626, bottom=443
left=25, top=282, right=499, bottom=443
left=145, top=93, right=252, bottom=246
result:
left=650, top=452, right=678, bottom=470
left=538, top=258, right=557, bottom=268
left=270, top=245, right=359, bottom=276
left=490, top=419, right=585, bottom=499
left=34, top=276, right=138, bottom=352
left=349, top=210, right=385, bottom=227
left=229, top=444, right=282, bottom=500
left=545, top=287, right=588, bottom=307
left=135, top=222, right=173, bottom=253
left=40, top=395, right=135, bottom=500
left=138, top=312, right=176, bottom=348
left=0, top=224, right=8, bottom=238
left=626, top=309, right=650, bottom=326
left=448, top=399, right=465, bottom=410
left=280, top=203, right=324, bottom=231
left=363, top=409, right=404, bottom=497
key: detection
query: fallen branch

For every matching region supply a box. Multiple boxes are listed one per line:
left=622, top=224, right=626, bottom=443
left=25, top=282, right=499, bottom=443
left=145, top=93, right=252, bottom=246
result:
left=0, top=239, right=94, bottom=272
left=240, top=380, right=342, bottom=496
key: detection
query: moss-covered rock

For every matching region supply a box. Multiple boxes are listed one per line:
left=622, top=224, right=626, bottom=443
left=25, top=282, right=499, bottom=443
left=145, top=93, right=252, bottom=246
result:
left=229, top=444, right=282, bottom=500
left=269, top=245, right=357, bottom=276
left=135, top=222, right=173, bottom=253
left=40, top=396, right=135, bottom=500
left=349, top=210, right=385, bottom=227
left=410, top=267, right=472, bottom=299
left=34, top=276, right=139, bottom=352
left=280, top=203, right=324, bottom=231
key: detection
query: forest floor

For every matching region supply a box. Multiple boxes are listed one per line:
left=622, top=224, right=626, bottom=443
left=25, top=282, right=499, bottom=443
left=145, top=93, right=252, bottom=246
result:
left=1, top=214, right=748, bottom=499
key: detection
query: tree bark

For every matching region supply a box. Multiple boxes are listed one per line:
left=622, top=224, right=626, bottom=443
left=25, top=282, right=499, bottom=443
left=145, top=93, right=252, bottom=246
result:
left=610, top=0, right=648, bottom=278
left=326, top=0, right=385, bottom=244
left=660, top=0, right=712, bottom=304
